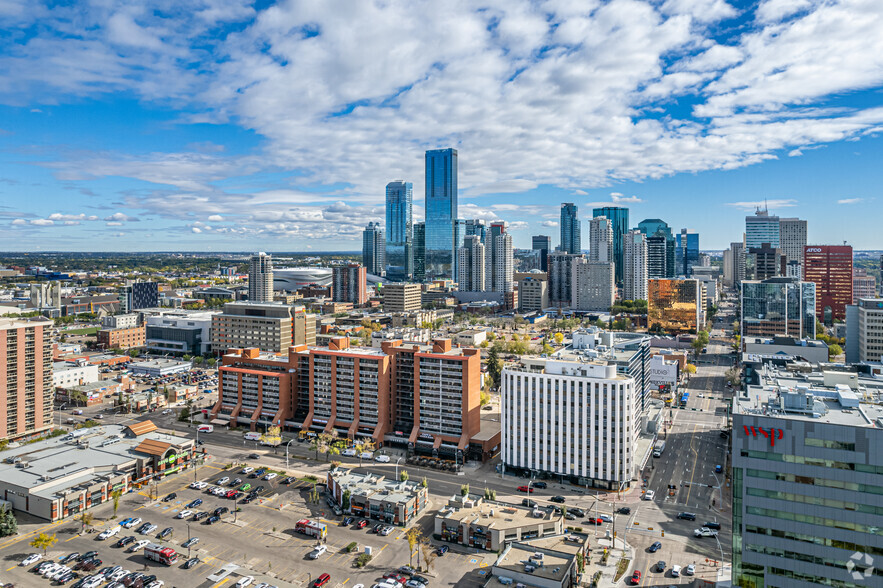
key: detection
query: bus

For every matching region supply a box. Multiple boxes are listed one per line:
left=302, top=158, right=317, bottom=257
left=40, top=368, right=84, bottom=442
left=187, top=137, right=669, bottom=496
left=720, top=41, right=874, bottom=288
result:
left=295, top=519, right=328, bottom=539
left=144, top=544, right=179, bottom=565
left=680, top=393, right=689, bottom=408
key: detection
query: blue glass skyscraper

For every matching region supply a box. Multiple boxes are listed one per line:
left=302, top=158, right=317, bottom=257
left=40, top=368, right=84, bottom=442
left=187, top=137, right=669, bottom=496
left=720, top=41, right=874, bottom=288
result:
left=559, top=203, right=581, bottom=254
left=385, top=180, right=413, bottom=281
left=425, top=148, right=458, bottom=279
left=592, top=206, right=629, bottom=284
left=676, top=229, right=700, bottom=276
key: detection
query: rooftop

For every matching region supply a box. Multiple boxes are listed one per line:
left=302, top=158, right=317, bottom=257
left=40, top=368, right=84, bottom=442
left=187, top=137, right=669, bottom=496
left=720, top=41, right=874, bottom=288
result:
left=329, top=469, right=425, bottom=504
left=492, top=533, right=588, bottom=585
left=437, top=496, right=562, bottom=530
left=130, top=358, right=192, bottom=369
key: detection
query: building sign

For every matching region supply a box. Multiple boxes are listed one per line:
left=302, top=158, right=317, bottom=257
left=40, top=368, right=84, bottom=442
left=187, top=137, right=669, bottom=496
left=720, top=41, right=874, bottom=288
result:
left=806, top=247, right=823, bottom=253
left=743, top=425, right=783, bottom=447
left=159, top=452, right=186, bottom=465
left=648, top=363, right=678, bottom=387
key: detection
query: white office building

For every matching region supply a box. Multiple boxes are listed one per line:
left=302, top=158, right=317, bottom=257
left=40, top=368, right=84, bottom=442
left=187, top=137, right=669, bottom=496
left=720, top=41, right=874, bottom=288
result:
left=779, top=217, right=807, bottom=276
left=52, top=360, right=100, bottom=389
left=623, top=230, right=648, bottom=302
left=501, top=358, right=636, bottom=489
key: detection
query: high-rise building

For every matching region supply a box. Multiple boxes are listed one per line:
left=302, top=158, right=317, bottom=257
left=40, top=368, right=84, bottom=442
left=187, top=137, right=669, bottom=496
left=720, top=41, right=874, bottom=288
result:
left=803, top=245, right=853, bottom=324
left=559, top=203, right=581, bottom=255
left=675, top=229, right=699, bottom=277
left=571, top=259, right=615, bottom=312
left=646, top=232, right=674, bottom=279
left=623, top=230, right=648, bottom=301
left=485, top=222, right=514, bottom=294
left=332, top=264, right=367, bottom=305
left=779, top=217, right=807, bottom=275
left=749, top=242, right=781, bottom=280
left=740, top=278, right=816, bottom=340
left=853, top=268, right=877, bottom=303
left=637, top=218, right=671, bottom=239
left=457, top=236, right=486, bottom=292
left=531, top=235, right=551, bottom=272
left=647, top=279, right=706, bottom=333
left=424, top=148, right=458, bottom=279
left=385, top=181, right=413, bottom=281
left=723, top=241, right=746, bottom=286
left=592, top=206, right=628, bottom=283
left=383, top=283, right=422, bottom=313
left=248, top=253, right=273, bottom=303
left=362, top=222, right=385, bottom=276
left=517, top=273, right=549, bottom=313
left=732, top=374, right=883, bottom=588
left=121, top=281, right=159, bottom=312
left=464, top=219, right=487, bottom=244
left=211, top=301, right=315, bottom=354
left=413, top=222, right=425, bottom=281
left=548, top=251, right=582, bottom=307
left=846, top=298, right=883, bottom=363
left=588, top=216, right=613, bottom=264
left=0, top=317, right=53, bottom=441
left=745, top=207, right=780, bottom=249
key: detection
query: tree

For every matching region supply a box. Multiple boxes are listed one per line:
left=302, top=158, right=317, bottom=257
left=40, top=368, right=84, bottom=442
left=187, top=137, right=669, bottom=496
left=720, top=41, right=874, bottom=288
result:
left=128, top=349, right=140, bottom=358
left=111, top=489, right=122, bottom=518
left=405, top=528, right=422, bottom=567
left=553, top=332, right=564, bottom=344
left=485, top=347, right=503, bottom=389
left=78, top=510, right=94, bottom=534
left=419, top=537, right=438, bottom=571
left=30, top=532, right=57, bottom=555
left=460, top=483, right=469, bottom=496
left=828, top=343, right=843, bottom=360
left=206, top=357, right=217, bottom=367
left=342, top=489, right=351, bottom=510
left=400, top=470, right=409, bottom=482
left=421, top=477, right=428, bottom=489
left=260, top=425, right=282, bottom=447
left=684, top=364, right=697, bottom=377
left=354, top=440, right=375, bottom=467
left=0, top=506, right=18, bottom=537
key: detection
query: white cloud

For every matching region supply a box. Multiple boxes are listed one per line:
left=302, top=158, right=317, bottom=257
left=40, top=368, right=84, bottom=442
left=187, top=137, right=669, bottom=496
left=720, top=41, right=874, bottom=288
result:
left=106, top=221, right=123, bottom=226
left=104, top=212, right=138, bottom=222
left=30, top=219, right=54, bottom=226
left=837, top=198, right=864, bottom=204
left=756, top=0, right=814, bottom=23
left=541, top=220, right=559, bottom=228
left=191, top=227, right=202, bottom=233
left=724, top=199, right=798, bottom=211
left=10, top=218, right=26, bottom=225
left=207, top=214, right=224, bottom=222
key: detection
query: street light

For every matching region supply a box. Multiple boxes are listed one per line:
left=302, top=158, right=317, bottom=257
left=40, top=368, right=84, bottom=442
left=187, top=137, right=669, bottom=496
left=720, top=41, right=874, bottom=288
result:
left=395, top=457, right=403, bottom=480
left=285, top=438, right=295, bottom=469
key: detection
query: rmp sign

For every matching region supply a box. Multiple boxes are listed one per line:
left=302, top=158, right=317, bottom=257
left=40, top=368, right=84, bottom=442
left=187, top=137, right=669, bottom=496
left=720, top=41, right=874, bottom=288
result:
left=743, top=426, right=784, bottom=447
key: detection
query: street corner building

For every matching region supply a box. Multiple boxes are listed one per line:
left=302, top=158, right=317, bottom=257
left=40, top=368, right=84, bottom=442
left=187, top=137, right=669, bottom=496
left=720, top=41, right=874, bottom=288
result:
left=326, top=468, right=428, bottom=526
left=0, top=421, right=198, bottom=521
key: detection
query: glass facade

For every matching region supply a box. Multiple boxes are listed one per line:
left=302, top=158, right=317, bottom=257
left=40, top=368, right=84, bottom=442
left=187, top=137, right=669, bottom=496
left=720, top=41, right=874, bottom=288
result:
left=413, top=222, right=425, bottom=281
left=676, top=229, right=699, bottom=277
left=424, top=148, right=458, bottom=279
left=647, top=279, right=701, bottom=333
left=592, top=206, right=628, bottom=283
left=740, top=279, right=816, bottom=339
left=385, top=181, right=413, bottom=281
left=560, top=203, right=581, bottom=255
left=532, top=235, right=551, bottom=272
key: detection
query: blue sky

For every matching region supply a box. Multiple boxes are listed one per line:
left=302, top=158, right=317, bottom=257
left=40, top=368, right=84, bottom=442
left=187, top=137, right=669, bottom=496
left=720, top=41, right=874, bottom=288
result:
left=1, top=0, right=882, bottom=252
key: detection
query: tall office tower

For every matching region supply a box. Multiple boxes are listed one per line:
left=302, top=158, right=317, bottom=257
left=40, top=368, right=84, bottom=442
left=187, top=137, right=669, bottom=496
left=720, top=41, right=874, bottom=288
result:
left=588, top=216, right=613, bottom=264
left=637, top=218, right=671, bottom=238
left=639, top=219, right=675, bottom=278
left=485, top=222, right=514, bottom=294
left=385, top=181, right=413, bottom=281
left=779, top=217, right=807, bottom=275
left=424, top=148, right=458, bottom=279
left=623, top=230, right=648, bottom=301
left=548, top=251, right=581, bottom=306
left=571, top=258, right=615, bottom=311
left=532, top=235, right=551, bottom=272
left=383, top=283, right=422, bottom=313
left=592, top=206, right=629, bottom=283
left=457, top=236, right=486, bottom=292
left=559, top=203, right=581, bottom=254
left=332, top=263, right=367, bottom=305
left=846, top=297, right=883, bottom=363
left=248, top=252, right=273, bottom=302
left=0, top=317, right=53, bottom=441
left=804, top=245, right=853, bottom=324
left=120, top=281, right=159, bottom=312
left=740, top=278, right=816, bottom=339
left=745, top=206, right=780, bottom=249
left=362, top=222, right=385, bottom=276
left=413, top=222, right=426, bottom=281
left=675, top=229, right=699, bottom=276
left=464, top=219, right=487, bottom=244
left=749, top=243, right=781, bottom=280
left=853, top=268, right=876, bottom=303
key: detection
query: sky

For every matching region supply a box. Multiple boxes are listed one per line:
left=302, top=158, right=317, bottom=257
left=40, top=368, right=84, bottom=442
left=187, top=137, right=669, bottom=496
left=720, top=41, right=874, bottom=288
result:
left=1, top=0, right=883, bottom=253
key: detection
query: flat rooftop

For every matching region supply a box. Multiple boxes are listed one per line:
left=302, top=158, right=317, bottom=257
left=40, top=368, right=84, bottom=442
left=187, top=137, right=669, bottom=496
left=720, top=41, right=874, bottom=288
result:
left=329, top=469, right=424, bottom=503
left=438, top=500, right=560, bottom=530
left=130, top=358, right=192, bottom=369
left=493, top=534, right=587, bottom=584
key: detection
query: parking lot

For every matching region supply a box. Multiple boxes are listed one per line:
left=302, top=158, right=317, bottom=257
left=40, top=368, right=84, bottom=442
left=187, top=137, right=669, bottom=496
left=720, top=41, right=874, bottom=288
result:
left=1, top=457, right=496, bottom=588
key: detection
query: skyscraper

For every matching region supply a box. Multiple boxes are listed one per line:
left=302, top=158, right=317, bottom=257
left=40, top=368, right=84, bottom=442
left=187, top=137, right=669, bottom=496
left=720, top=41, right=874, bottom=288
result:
left=548, top=250, right=582, bottom=306
left=385, top=181, right=412, bottom=281
left=248, top=252, right=273, bottom=302
left=588, top=216, right=613, bottom=264
left=413, top=222, right=425, bottom=281
left=559, top=203, right=581, bottom=254
left=464, top=219, right=487, bottom=243
left=362, top=222, right=385, bottom=276
left=803, top=245, right=853, bottom=324
left=457, top=235, right=486, bottom=292
left=740, top=278, right=816, bottom=340
left=424, top=148, right=458, bottom=279
left=571, top=258, right=615, bottom=311
left=745, top=207, right=780, bottom=249
left=637, top=218, right=671, bottom=239
left=675, top=229, right=699, bottom=277
left=723, top=241, right=746, bottom=286
left=623, top=230, right=648, bottom=301
left=485, top=222, right=514, bottom=294
left=592, top=206, right=629, bottom=283
left=779, top=217, right=807, bottom=276
left=532, top=235, right=551, bottom=272
left=639, top=219, right=674, bottom=279
left=332, top=264, right=367, bottom=306
left=1, top=317, right=53, bottom=441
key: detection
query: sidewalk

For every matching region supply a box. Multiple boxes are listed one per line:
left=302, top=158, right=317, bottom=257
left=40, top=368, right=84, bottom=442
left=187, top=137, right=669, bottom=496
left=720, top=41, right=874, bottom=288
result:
left=592, top=536, right=633, bottom=588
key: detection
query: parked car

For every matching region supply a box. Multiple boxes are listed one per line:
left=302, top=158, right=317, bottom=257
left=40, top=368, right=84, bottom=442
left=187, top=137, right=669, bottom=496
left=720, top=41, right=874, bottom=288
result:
left=684, top=564, right=695, bottom=576
left=375, top=454, right=391, bottom=463
left=598, top=514, right=612, bottom=523
left=522, top=499, right=537, bottom=507
left=342, top=516, right=354, bottom=526
left=356, top=519, right=369, bottom=529
left=158, top=527, right=173, bottom=539
left=671, top=565, right=682, bottom=577
left=176, top=510, right=193, bottom=519
left=308, top=545, right=327, bottom=559
left=436, top=545, right=449, bottom=556
left=532, top=481, right=547, bottom=489
left=217, top=477, right=230, bottom=485
left=182, top=537, right=200, bottom=548
left=162, top=493, right=177, bottom=502
left=655, top=561, right=666, bottom=572
left=549, top=496, right=565, bottom=503
left=183, top=558, right=200, bottom=569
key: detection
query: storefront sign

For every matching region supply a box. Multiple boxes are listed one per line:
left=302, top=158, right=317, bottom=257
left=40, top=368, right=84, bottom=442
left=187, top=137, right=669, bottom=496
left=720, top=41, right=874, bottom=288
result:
left=159, top=452, right=186, bottom=465
left=743, top=425, right=783, bottom=447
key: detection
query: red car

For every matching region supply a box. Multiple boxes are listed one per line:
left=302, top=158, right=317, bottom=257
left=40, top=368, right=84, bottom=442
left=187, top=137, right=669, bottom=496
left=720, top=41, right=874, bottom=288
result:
left=225, top=490, right=238, bottom=498
left=313, top=573, right=331, bottom=587
left=586, top=518, right=603, bottom=525
left=384, top=574, right=408, bottom=584
left=630, top=571, right=641, bottom=585
left=517, top=486, right=534, bottom=493
left=356, top=519, right=369, bottom=529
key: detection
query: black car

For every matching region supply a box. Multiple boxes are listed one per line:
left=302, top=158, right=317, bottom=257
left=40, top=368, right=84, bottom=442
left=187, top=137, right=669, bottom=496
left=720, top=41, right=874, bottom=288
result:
left=62, top=553, right=80, bottom=564
left=570, top=507, right=586, bottom=517
left=248, top=454, right=260, bottom=459
left=141, top=574, right=157, bottom=585
left=281, top=477, right=294, bottom=484
left=183, top=557, right=200, bottom=569
left=158, top=527, right=173, bottom=539
left=436, top=545, right=449, bottom=556
left=116, top=536, right=135, bottom=548
left=656, top=560, right=666, bottom=572
left=532, top=481, right=548, bottom=489
left=231, top=478, right=242, bottom=486
left=549, top=496, right=566, bottom=503
left=521, top=499, right=537, bottom=507
left=241, top=495, right=254, bottom=504
left=703, top=521, right=722, bottom=530
left=59, top=572, right=78, bottom=583
left=213, top=506, right=229, bottom=516
left=617, top=507, right=631, bottom=515
left=648, top=541, right=662, bottom=553
left=677, top=512, right=697, bottom=520
left=162, top=492, right=177, bottom=502
left=136, top=522, right=151, bottom=534
left=207, top=515, right=220, bottom=524
left=253, top=485, right=266, bottom=495
left=372, top=523, right=383, bottom=533
left=78, top=551, right=98, bottom=562
left=193, top=511, right=208, bottom=521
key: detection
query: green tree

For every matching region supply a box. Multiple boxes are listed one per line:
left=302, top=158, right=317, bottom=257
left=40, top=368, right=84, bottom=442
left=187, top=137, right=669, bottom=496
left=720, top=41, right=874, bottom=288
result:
left=828, top=343, right=843, bottom=360
left=460, top=483, right=469, bottom=496
left=0, top=506, right=18, bottom=537
left=111, top=489, right=123, bottom=518
left=342, top=489, right=351, bottom=509
left=29, top=532, right=58, bottom=555
left=78, top=510, right=94, bottom=534
left=485, top=347, right=503, bottom=389
left=400, top=470, right=409, bottom=482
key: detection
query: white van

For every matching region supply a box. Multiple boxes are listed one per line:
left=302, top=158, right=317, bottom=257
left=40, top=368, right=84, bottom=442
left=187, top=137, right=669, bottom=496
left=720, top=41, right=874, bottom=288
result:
left=244, top=432, right=262, bottom=441
left=643, top=490, right=655, bottom=501
left=197, top=425, right=213, bottom=433
left=98, top=525, right=121, bottom=540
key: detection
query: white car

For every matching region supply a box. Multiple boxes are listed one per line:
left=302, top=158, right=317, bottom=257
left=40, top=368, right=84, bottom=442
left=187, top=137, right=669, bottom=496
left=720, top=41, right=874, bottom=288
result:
left=147, top=581, right=165, bottom=588
left=98, top=525, right=121, bottom=540
left=694, top=527, right=718, bottom=537
left=52, top=566, right=73, bottom=580
left=123, top=517, right=142, bottom=529
left=128, top=539, right=151, bottom=552
left=176, top=510, right=193, bottom=519
left=360, top=452, right=373, bottom=460
left=342, top=448, right=357, bottom=457
left=162, top=409, right=171, bottom=415
left=375, top=454, right=391, bottom=463
left=379, top=525, right=395, bottom=536
left=309, top=545, right=327, bottom=559
left=21, top=553, right=43, bottom=566
left=684, top=564, right=695, bottom=576
left=236, top=576, right=255, bottom=587
left=264, top=473, right=277, bottom=480
left=111, top=569, right=129, bottom=581
left=218, top=477, right=230, bottom=485
left=672, top=565, right=682, bottom=577
left=242, top=467, right=254, bottom=474
left=42, top=564, right=61, bottom=577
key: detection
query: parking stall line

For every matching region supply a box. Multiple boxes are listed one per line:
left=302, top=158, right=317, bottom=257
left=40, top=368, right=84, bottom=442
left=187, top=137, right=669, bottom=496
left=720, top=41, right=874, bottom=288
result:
left=210, top=578, right=232, bottom=588
left=5, top=565, right=16, bottom=572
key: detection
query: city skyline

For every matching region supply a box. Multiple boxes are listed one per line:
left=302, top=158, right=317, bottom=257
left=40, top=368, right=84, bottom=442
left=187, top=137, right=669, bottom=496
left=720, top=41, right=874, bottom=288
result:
left=1, top=2, right=882, bottom=252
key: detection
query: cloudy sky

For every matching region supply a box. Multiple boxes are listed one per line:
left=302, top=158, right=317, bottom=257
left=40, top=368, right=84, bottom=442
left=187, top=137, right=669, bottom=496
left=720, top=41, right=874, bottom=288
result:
left=1, top=0, right=882, bottom=252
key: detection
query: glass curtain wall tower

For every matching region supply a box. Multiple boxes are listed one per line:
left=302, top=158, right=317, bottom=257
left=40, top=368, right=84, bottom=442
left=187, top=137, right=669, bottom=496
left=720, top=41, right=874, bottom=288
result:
left=385, top=181, right=413, bottom=281
left=425, top=148, right=458, bottom=279
left=592, top=206, right=629, bottom=284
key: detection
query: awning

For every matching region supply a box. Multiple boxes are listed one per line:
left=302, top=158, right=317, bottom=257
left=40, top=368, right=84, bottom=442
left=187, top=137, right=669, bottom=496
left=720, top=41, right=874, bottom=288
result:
left=210, top=419, right=229, bottom=426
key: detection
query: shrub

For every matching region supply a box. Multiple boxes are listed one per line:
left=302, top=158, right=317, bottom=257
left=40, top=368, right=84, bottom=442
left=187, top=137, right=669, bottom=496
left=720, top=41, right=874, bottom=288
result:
left=345, top=542, right=358, bottom=553
left=355, top=553, right=372, bottom=568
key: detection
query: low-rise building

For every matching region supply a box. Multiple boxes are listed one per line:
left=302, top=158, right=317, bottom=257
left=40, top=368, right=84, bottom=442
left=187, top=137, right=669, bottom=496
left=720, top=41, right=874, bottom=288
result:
left=56, top=379, right=126, bottom=407
left=52, top=360, right=100, bottom=389
left=742, top=336, right=829, bottom=364
left=143, top=309, right=218, bottom=356
left=435, top=494, right=564, bottom=551
left=101, top=314, right=140, bottom=329
left=326, top=468, right=428, bottom=526
left=490, top=533, right=590, bottom=588
left=97, top=325, right=146, bottom=350
left=129, top=358, right=192, bottom=377
left=455, top=329, right=488, bottom=347
left=0, top=421, right=197, bottom=521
